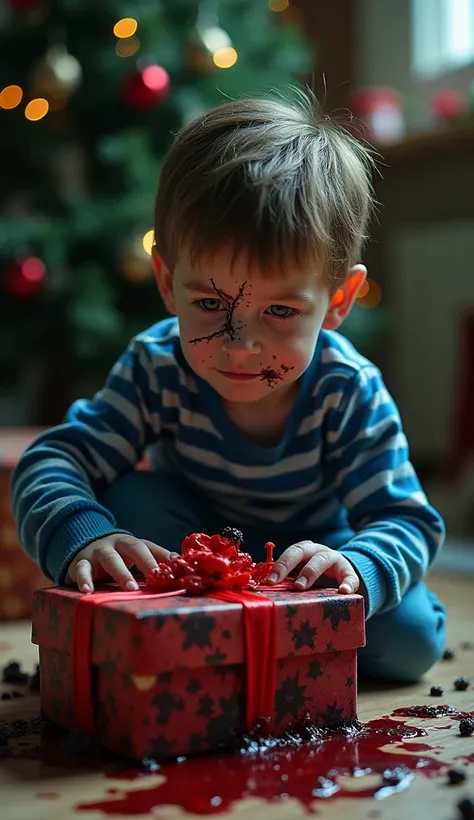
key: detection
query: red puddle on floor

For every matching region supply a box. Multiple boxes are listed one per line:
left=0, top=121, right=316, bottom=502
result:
left=75, top=707, right=474, bottom=816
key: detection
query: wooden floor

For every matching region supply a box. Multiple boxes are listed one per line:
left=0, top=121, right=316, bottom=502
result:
left=1, top=572, right=473, bottom=820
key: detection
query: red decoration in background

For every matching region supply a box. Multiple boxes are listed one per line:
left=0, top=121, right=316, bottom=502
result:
left=146, top=529, right=275, bottom=593
left=124, top=65, right=171, bottom=110
left=431, top=89, right=465, bottom=121
left=5, top=257, right=47, bottom=297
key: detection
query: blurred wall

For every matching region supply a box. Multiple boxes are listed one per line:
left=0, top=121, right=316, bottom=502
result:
left=354, top=0, right=474, bottom=470
left=356, top=0, right=474, bottom=130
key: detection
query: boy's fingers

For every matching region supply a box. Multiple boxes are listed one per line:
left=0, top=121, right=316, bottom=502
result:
left=296, top=553, right=359, bottom=591
left=142, top=540, right=172, bottom=563
left=338, top=571, right=360, bottom=594
left=98, top=547, right=139, bottom=590
left=267, top=541, right=315, bottom=583
left=117, top=538, right=161, bottom=578
left=74, top=558, right=95, bottom=594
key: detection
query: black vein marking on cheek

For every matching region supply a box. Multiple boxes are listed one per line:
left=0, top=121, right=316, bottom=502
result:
left=259, top=363, right=295, bottom=388
left=189, top=279, right=247, bottom=346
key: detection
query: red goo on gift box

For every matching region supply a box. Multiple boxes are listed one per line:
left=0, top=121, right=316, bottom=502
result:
left=32, top=528, right=366, bottom=762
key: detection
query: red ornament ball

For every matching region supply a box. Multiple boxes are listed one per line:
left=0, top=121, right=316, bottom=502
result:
left=5, top=257, right=47, bottom=297
left=124, top=65, right=171, bottom=110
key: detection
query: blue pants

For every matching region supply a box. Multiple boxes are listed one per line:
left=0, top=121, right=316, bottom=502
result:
left=99, top=469, right=447, bottom=683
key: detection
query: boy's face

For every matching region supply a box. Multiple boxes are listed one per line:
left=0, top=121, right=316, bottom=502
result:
left=155, top=246, right=362, bottom=408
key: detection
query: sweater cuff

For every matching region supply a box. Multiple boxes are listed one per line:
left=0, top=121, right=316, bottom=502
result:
left=338, top=548, right=388, bottom=619
left=43, top=510, right=132, bottom=585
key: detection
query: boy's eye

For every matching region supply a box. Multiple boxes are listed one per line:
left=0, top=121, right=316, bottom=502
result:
left=266, top=304, right=299, bottom=319
left=197, top=298, right=222, bottom=312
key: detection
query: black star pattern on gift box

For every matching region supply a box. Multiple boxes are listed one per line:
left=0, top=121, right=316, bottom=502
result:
left=49, top=605, right=60, bottom=637
left=222, top=630, right=232, bottom=640
left=151, top=689, right=184, bottom=725
left=205, top=648, right=227, bottom=666
left=285, top=604, right=298, bottom=620
left=158, top=670, right=173, bottom=684
left=206, top=694, right=243, bottom=748
left=190, top=732, right=206, bottom=753
left=116, top=732, right=135, bottom=759
left=275, top=672, right=309, bottom=723
left=105, top=688, right=117, bottom=717
left=306, top=659, right=323, bottom=681
left=292, top=619, right=317, bottom=650
left=102, top=656, right=117, bottom=681
left=104, top=612, right=118, bottom=637
left=318, top=700, right=345, bottom=728
left=49, top=655, right=64, bottom=690
left=197, top=694, right=215, bottom=717
left=345, top=675, right=354, bottom=688
left=181, top=614, right=216, bottom=650
left=214, top=663, right=240, bottom=683
left=186, top=678, right=202, bottom=695
left=154, top=615, right=166, bottom=631
left=148, top=734, right=176, bottom=761
left=322, top=598, right=351, bottom=631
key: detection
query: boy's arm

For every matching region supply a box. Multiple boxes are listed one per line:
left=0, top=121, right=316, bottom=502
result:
left=326, top=365, right=445, bottom=619
left=11, top=338, right=161, bottom=585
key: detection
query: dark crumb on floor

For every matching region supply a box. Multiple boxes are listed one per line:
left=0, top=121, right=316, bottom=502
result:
left=457, top=797, right=474, bottom=820
left=459, top=718, right=474, bottom=737
left=2, top=662, right=29, bottom=685
left=448, top=769, right=467, bottom=785
left=430, top=685, right=444, bottom=697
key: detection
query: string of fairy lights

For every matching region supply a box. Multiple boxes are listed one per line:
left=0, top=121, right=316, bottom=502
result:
left=0, top=1, right=293, bottom=120
left=0, top=1, right=382, bottom=309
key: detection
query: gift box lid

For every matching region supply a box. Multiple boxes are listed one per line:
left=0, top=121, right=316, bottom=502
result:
left=32, top=585, right=365, bottom=676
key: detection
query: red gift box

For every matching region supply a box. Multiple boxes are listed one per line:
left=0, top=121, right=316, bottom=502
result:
left=0, top=428, right=51, bottom=620
left=32, top=583, right=365, bottom=761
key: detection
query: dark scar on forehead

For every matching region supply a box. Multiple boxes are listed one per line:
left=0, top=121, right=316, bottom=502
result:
left=260, top=363, right=295, bottom=388
left=189, top=278, right=247, bottom=346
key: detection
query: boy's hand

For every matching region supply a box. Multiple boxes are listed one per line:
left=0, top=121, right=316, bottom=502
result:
left=267, top=540, right=360, bottom=593
left=65, top=534, right=172, bottom=594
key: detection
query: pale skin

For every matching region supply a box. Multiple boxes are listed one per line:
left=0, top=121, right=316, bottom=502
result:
left=67, top=246, right=367, bottom=596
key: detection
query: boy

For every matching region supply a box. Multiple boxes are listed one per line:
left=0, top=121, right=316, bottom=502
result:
left=12, top=91, right=446, bottom=682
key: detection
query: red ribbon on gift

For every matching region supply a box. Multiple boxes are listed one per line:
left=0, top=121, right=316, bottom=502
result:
left=73, top=583, right=292, bottom=739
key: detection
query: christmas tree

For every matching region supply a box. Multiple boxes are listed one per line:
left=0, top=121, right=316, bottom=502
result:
left=0, top=0, right=311, bottom=422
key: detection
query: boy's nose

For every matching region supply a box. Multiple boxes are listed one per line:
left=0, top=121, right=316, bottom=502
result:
left=221, top=333, right=262, bottom=357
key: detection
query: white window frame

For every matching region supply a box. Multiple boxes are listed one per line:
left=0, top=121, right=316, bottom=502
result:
left=412, top=0, right=474, bottom=78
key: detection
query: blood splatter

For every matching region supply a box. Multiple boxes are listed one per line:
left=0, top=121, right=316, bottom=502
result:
left=2, top=708, right=473, bottom=817
left=74, top=712, right=469, bottom=816
left=189, top=279, right=247, bottom=346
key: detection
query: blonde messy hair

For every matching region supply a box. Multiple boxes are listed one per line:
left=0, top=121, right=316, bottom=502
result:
left=154, top=88, right=377, bottom=286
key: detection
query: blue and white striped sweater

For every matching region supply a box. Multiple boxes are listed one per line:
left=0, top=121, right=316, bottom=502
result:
left=11, top=317, right=445, bottom=617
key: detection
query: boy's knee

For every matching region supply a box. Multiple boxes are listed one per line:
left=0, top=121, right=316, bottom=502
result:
left=388, top=617, right=445, bottom=681
left=359, top=585, right=447, bottom=682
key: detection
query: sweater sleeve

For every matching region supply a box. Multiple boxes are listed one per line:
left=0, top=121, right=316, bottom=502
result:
left=325, top=365, right=445, bottom=618
left=11, top=337, right=161, bottom=584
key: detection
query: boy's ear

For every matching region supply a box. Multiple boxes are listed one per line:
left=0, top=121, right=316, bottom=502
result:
left=322, top=265, right=367, bottom=331
left=152, top=248, right=177, bottom=315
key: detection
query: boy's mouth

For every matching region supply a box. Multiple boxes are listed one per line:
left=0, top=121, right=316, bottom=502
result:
left=217, top=370, right=259, bottom=381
